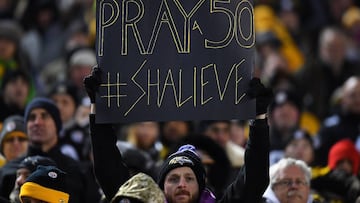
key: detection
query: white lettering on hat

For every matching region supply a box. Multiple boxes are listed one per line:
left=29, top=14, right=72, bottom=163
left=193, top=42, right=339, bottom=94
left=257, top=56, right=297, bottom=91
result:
left=169, top=156, right=194, bottom=166
left=56, top=85, right=67, bottom=94
left=275, top=92, right=287, bottom=104
left=6, top=121, right=16, bottom=132
left=48, top=171, right=58, bottom=179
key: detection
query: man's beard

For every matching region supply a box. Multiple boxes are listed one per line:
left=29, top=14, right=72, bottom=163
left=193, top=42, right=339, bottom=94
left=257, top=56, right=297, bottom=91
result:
left=166, top=190, right=198, bottom=203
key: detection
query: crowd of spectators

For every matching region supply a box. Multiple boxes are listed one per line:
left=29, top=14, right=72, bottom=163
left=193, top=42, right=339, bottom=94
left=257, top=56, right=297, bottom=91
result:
left=0, top=0, right=360, bottom=202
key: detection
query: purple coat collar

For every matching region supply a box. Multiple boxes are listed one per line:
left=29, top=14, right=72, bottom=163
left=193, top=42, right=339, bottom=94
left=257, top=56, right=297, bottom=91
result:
left=199, top=188, right=216, bottom=203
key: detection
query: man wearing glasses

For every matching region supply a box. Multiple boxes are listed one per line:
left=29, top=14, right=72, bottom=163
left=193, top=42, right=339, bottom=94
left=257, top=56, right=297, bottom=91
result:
left=0, top=115, right=28, bottom=164
left=262, top=158, right=313, bottom=203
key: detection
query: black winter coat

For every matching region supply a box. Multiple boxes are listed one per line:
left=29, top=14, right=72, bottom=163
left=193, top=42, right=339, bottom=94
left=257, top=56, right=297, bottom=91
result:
left=90, top=115, right=270, bottom=203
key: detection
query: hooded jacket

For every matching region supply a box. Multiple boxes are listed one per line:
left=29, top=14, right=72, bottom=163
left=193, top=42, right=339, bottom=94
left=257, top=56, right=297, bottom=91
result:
left=111, top=173, right=165, bottom=203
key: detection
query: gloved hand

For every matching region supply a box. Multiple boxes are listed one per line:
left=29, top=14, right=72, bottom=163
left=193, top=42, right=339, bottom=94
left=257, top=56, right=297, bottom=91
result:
left=83, top=66, right=102, bottom=103
left=246, top=77, right=273, bottom=116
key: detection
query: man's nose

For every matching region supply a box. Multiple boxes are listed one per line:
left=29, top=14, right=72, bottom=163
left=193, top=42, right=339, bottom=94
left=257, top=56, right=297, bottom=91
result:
left=33, top=116, right=43, bottom=124
left=178, top=177, right=187, bottom=187
left=16, top=175, right=26, bottom=187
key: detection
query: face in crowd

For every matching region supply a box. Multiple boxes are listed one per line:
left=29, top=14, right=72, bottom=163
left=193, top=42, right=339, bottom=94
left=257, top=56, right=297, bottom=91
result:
left=162, top=121, right=190, bottom=143
left=204, top=122, right=230, bottom=148
left=131, top=121, right=159, bottom=150
left=2, top=74, right=30, bottom=109
left=271, top=102, right=300, bottom=132
left=51, top=93, right=77, bottom=124
left=284, top=131, right=314, bottom=165
left=2, top=134, right=28, bottom=161
left=26, top=108, right=58, bottom=152
left=341, top=76, right=360, bottom=114
left=163, top=166, right=200, bottom=203
left=272, top=165, right=310, bottom=203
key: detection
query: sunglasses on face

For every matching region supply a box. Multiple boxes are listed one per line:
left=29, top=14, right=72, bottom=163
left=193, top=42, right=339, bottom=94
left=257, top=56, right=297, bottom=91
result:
left=4, top=136, right=28, bottom=143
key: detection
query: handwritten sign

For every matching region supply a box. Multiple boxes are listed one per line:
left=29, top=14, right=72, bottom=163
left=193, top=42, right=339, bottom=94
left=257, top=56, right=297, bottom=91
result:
left=95, top=0, right=255, bottom=123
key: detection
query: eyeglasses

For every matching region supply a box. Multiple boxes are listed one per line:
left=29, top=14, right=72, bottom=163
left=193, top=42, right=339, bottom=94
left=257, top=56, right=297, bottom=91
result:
left=4, top=136, right=28, bottom=143
left=273, top=179, right=308, bottom=188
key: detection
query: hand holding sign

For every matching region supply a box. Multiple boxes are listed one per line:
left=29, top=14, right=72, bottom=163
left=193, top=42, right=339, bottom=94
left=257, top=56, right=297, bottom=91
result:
left=96, top=0, right=256, bottom=123
left=246, top=78, right=273, bottom=116
left=84, top=66, right=102, bottom=103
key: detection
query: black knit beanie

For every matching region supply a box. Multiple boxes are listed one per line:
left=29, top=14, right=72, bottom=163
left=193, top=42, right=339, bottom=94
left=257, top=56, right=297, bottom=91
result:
left=158, top=144, right=206, bottom=192
left=24, top=97, right=62, bottom=134
left=269, top=90, right=302, bottom=114
left=48, top=81, right=80, bottom=107
left=1, top=69, right=31, bottom=91
left=19, top=165, right=69, bottom=203
left=18, top=155, right=57, bottom=173
left=0, top=115, right=27, bottom=154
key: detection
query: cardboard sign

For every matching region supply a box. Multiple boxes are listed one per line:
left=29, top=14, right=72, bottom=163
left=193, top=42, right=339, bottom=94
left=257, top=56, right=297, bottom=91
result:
left=95, top=0, right=255, bottom=123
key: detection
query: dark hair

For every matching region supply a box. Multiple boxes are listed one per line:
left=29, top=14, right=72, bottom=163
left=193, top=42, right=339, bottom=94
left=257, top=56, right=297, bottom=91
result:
left=48, top=81, right=80, bottom=107
left=1, top=69, right=31, bottom=91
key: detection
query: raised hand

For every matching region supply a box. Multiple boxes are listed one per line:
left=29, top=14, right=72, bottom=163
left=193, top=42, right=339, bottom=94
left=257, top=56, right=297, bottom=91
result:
left=83, top=66, right=102, bottom=103
left=246, top=78, right=273, bottom=116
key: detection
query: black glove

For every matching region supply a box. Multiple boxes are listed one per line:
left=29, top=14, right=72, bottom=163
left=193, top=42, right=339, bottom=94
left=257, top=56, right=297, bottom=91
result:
left=246, top=77, right=273, bottom=116
left=83, top=66, right=102, bottom=103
